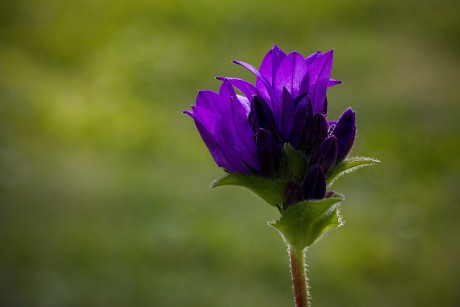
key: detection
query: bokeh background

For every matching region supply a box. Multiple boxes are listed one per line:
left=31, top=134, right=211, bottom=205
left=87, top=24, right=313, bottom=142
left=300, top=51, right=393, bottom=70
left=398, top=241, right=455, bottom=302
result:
left=1, top=0, right=459, bottom=306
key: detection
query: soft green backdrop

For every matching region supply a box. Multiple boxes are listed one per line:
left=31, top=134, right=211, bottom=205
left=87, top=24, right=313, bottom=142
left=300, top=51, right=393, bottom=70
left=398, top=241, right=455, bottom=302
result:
left=1, top=0, right=459, bottom=306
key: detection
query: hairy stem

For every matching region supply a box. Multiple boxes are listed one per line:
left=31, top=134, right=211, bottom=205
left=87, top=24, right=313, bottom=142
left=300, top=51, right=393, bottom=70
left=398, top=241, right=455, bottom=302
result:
left=289, top=245, right=309, bottom=307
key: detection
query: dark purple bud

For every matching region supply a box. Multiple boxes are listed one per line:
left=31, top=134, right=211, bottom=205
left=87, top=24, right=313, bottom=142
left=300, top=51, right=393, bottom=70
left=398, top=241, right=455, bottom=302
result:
left=283, top=182, right=302, bottom=210
left=321, top=96, right=328, bottom=116
left=302, top=165, right=326, bottom=200
left=301, top=113, right=328, bottom=154
left=249, top=96, right=277, bottom=134
left=280, top=87, right=295, bottom=138
left=312, top=136, right=338, bottom=173
left=327, top=121, right=336, bottom=135
left=332, top=108, right=356, bottom=162
left=255, top=128, right=281, bottom=177
left=289, top=95, right=312, bottom=149
left=325, top=191, right=335, bottom=198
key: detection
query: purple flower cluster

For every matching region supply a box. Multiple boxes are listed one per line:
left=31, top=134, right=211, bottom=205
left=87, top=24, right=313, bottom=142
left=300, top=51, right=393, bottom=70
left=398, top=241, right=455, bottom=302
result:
left=185, top=45, right=356, bottom=207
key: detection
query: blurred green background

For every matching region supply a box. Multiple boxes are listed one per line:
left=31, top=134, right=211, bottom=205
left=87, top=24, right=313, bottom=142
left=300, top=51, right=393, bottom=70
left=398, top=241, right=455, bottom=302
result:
left=1, top=0, right=459, bottom=306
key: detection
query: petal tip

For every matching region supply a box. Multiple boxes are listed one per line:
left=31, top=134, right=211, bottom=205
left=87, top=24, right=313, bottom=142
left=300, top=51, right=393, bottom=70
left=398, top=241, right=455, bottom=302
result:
left=183, top=110, right=193, bottom=116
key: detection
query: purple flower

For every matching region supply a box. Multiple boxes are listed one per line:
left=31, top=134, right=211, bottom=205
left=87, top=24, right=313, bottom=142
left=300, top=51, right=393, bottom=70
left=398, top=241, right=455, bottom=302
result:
left=185, top=45, right=356, bottom=204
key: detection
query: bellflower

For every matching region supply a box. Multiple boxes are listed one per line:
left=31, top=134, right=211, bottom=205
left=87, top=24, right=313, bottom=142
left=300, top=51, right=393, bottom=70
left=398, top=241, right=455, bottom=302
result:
left=184, top=45, right=378, bottom=307
left=185, top=46, right=365, bottom=206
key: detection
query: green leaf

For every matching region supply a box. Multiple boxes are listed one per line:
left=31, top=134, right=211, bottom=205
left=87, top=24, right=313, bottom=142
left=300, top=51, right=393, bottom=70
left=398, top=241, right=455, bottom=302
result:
left=269, top=193, right=344, bottom=249
left=327, top=156, right=380, bottom=188
left=211, top=173, right=288, bottom=207
left=281, top=143, right=308, bottom=182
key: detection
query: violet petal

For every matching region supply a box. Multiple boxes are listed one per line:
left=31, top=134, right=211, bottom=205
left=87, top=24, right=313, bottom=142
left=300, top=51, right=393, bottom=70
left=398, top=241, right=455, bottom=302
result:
left=257, top=45, right=287, bottom=102
left=233, top=60, right=275, bottom=101
left=196, top=90, right=220, bottom=111
left=299, top=51, right=323, bottom=96
left=274, top=51, right=308, bottom=101
left=305, top=51, right=323, bottom=66
left=216, top=77, right=259, bottom=102
left=328, top=79, right=342, bottom=87
left=307, top=50, right=334, bottom=114
left=186, top=106, right=241, bottom=173
left=230, top=97, right=259, bottom=163
left=220, top=91, right=260, bottom=172
left=219, top=78, right=237, bottom=101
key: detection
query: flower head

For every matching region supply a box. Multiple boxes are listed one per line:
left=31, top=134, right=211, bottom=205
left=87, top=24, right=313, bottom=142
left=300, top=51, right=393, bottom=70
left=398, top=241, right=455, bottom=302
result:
left=185, top=45, right=357, bottom=207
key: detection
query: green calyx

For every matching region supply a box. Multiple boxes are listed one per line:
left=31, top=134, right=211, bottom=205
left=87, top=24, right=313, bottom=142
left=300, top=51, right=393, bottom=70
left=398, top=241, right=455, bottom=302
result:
left=211, top=148, right=379, bottom=248
left=269, top=193, right=344, bottom=249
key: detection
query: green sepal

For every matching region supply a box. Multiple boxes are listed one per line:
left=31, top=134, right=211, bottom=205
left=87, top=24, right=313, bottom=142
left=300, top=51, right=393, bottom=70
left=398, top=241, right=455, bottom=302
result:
left=281, top=143, right=309, bottom=182
left=269, top=193, right=344, bottom=249
left=211, top=173, right=288, bottom=208
left=327, top=156, right=380, bottom=188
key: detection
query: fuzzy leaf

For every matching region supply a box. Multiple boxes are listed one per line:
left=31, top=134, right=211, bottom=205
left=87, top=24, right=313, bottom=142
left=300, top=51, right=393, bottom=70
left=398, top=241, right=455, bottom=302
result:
left=211, top=173, right=288, bottom=207
left=269, top=193, right=344, bottom=249
left=327, top=156, right=380, bottom=188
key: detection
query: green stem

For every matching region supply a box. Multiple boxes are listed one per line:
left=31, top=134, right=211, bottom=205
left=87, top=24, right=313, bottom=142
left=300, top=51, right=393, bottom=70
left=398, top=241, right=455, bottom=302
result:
left=289, top=245, right=309, bottom=307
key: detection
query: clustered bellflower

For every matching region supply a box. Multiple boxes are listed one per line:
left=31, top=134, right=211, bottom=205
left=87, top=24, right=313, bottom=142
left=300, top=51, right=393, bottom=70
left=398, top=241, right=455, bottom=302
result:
left=184, top=45, right=378, bottom=307
left=185, top=46, right=355, bottom=207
